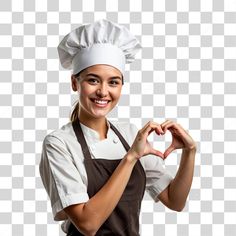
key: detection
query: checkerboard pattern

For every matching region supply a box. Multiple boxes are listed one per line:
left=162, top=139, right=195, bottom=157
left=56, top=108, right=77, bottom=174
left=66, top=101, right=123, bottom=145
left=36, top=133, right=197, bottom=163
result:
left=1, top=0, right=236, bottom=235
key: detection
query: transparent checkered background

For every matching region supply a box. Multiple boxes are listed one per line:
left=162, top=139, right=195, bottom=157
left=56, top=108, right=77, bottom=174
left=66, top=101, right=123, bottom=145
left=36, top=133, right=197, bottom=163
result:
left=1, top=0, right=236, bottom=235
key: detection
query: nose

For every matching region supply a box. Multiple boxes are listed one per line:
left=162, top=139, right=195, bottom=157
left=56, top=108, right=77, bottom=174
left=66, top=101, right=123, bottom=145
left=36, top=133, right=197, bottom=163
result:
left=96, top=83, right=108, bottom=97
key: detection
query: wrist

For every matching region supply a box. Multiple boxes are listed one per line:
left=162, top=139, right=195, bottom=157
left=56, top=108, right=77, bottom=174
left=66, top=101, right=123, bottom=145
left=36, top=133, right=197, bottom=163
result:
left=125, top=151, right=139, bottom=164
left=183, top=145, right=197, bottom=153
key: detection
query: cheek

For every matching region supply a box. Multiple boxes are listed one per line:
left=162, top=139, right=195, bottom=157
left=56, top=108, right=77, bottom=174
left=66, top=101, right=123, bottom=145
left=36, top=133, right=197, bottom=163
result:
left=79, top=85, right=93, bottom=98
left=114, top=87, right=122, bottom=99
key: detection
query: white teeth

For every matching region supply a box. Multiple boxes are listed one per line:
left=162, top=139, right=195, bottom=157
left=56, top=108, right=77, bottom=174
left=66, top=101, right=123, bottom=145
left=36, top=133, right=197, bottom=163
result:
left=94, top=99, right=109, bottom=104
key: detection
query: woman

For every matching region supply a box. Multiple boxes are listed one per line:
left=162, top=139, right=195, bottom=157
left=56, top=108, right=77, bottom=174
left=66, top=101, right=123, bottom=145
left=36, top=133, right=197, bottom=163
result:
left=39, top=19, right=196, bottom=236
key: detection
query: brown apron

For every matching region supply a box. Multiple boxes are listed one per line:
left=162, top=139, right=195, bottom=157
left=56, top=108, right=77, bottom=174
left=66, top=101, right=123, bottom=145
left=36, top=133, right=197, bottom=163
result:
left=67, top=118, right=146, bottom=236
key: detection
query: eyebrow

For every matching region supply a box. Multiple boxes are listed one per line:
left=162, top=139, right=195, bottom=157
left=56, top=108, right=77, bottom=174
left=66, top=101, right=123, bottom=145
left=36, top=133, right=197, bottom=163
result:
left=85, top=73, right=122, bottom=80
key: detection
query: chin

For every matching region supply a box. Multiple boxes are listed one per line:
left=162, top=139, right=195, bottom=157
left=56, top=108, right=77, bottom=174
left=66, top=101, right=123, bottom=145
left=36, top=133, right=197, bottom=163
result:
left=91, top=111, right=110, bottom=119
left=90, top=104, right=116, bottom=116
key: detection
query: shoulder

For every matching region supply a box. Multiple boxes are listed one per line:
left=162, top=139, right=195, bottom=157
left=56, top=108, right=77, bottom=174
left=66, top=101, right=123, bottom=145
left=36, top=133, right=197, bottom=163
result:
left=41, top=122, right=81, bottom=164
left=42, top=121, right=76, bottom=148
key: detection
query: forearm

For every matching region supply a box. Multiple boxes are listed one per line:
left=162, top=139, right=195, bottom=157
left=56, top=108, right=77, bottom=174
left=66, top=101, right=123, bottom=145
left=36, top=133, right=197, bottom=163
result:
left=168, top=147, right=196, bottom=211
left=84, top=154, right=136, bottom=223
left=77, top=153, right=137, bottom=233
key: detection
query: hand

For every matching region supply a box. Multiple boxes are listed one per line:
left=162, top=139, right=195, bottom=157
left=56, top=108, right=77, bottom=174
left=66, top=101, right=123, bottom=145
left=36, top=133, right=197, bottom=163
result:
left=161, top=120, right=196, bottom=159
left=128, top=121, right=165, bottom=161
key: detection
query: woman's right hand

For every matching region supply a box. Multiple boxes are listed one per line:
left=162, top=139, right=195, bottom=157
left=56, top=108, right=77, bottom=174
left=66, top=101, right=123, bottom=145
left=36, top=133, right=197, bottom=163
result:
left=127, top=121, right=165, bottom=161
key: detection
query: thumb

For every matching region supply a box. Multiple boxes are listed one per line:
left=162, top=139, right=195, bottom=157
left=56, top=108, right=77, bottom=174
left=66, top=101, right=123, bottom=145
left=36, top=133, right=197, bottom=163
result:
left=164, top=145, right=175, bottom=159
left=149, top=148, right=164, bottom=159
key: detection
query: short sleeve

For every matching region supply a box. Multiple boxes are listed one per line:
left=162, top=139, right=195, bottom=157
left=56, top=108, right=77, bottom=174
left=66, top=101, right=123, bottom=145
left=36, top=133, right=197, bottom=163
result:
left=39, top=135, right=89, bottom=221
left=142, top=155, right=173, bottom=202
left=129, top=123, right=173, bottom=202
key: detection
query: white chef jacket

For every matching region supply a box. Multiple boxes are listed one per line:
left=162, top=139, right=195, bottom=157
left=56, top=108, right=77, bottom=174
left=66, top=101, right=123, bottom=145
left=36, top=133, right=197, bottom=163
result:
left=39, top=120, right=173, bottom=233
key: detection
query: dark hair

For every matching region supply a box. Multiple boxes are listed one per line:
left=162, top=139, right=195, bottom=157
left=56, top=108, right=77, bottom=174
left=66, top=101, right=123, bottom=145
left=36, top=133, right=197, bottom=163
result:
left=70, top=99, right=80, bottom=122
left=70, top=71, right=81, bottom=122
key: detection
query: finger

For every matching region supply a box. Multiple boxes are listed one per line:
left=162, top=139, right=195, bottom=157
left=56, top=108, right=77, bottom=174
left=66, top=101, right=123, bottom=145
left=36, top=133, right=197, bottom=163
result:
left=160, top=119, right=173, bottom=127
left=161, top=119, right=172, bottom=125
left=160, top=120, right=173, bottom=132
left=149, top=121, right=165, bottom=134
left=141, top=122, right=164, bottom=136
left=147, top=128, right=155, bottom=136
left=154, top=126, right=164, bottom=135
left=143, top=125, right=157, bottom=138
left=143, top=120, right=163, bottom=131
left=143, top=120, right=158, bottom=129
left=161, top=121, right=179, bottom=133
left=163, top=145, right=175, bottom=159
left=152, top=121, right=165, bottom=133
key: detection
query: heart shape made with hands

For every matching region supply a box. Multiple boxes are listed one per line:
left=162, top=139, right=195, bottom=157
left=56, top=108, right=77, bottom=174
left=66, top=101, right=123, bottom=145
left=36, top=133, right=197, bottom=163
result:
left=148, top=129, right=174, bottom=159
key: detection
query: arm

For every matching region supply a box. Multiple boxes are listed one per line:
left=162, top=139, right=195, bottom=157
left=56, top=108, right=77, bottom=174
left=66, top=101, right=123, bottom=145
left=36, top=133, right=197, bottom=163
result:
left=64, top=121, right=164, bottom=236
left=64, top=153, right=137, bottom=236
left=157, top=120, right=196, bottom=211
left=158, top=146, right=196, bottom=211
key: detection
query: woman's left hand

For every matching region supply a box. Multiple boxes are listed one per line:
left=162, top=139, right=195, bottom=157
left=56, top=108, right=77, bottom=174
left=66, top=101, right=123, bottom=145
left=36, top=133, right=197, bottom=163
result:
left=161, top=120, right=196, bottom=159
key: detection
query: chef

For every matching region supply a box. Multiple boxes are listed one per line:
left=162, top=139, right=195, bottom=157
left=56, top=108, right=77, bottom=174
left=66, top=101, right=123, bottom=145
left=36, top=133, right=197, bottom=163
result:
left=39, top=19, right=196, bottom=236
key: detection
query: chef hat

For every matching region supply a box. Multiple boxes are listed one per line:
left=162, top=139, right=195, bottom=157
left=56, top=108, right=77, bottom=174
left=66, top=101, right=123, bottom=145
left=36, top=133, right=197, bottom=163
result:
left=57, top=19, right=141, bottom=76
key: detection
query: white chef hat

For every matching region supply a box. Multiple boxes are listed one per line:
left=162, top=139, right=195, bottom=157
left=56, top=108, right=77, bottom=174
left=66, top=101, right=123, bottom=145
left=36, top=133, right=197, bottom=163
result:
left=57, top=19, right=141, bottom=76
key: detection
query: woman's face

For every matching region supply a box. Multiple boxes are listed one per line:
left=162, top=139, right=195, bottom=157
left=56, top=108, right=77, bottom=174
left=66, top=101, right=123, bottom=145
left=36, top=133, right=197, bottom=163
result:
left=71, top=64, right=123, bottom=120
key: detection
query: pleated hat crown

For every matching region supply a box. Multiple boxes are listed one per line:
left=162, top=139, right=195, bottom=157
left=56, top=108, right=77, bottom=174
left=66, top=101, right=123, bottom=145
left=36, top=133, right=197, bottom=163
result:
left=57, top=19, right=141, bottom=75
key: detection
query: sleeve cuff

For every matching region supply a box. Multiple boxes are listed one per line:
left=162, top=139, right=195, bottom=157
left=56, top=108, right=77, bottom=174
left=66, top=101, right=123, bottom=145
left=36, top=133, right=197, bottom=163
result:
left=52, top=192, right=89, bottom=221
left=146, top=173, right=173, bottom=202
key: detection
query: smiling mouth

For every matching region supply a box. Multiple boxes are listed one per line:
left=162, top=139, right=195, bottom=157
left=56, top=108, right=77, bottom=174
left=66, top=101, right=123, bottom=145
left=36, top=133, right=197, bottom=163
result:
left=90, top=98, right=111, bottom=105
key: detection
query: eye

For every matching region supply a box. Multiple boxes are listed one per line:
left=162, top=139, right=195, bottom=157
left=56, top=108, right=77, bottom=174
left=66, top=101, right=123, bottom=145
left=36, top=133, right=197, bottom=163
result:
left=87, top=78, right=99, bottom=84
left=109, top=80, right=120, bottom=86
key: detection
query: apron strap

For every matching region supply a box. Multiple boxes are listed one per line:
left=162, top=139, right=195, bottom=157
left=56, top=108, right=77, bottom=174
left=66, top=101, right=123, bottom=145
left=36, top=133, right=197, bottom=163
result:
left=108, top=121, right=131, bottom=152
left=72, top=118, right=131, bottom=159
left=72, top=118, right=92, bottom=160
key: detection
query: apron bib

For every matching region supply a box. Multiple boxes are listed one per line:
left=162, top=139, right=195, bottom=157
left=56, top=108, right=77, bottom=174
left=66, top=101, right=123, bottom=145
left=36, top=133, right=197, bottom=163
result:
left=67, top=119, right=146, bottom=236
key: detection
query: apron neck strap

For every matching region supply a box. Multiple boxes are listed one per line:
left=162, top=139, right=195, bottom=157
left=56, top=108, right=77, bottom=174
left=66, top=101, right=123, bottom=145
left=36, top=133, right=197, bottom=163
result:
left=72, top=118, right=131, bottom=160
left=72, top=118, right=91, bottom=160
left=108, top=121, right=130, bottom=152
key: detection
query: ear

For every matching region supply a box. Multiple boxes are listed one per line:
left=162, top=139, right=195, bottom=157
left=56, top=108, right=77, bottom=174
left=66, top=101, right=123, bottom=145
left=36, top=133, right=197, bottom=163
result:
left=71, top=75, right=78, bottom=92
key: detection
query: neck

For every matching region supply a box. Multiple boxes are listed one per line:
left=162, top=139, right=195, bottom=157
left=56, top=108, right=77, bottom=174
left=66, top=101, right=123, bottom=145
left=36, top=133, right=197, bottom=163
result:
left=78, top=111, right=108, bottom=140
